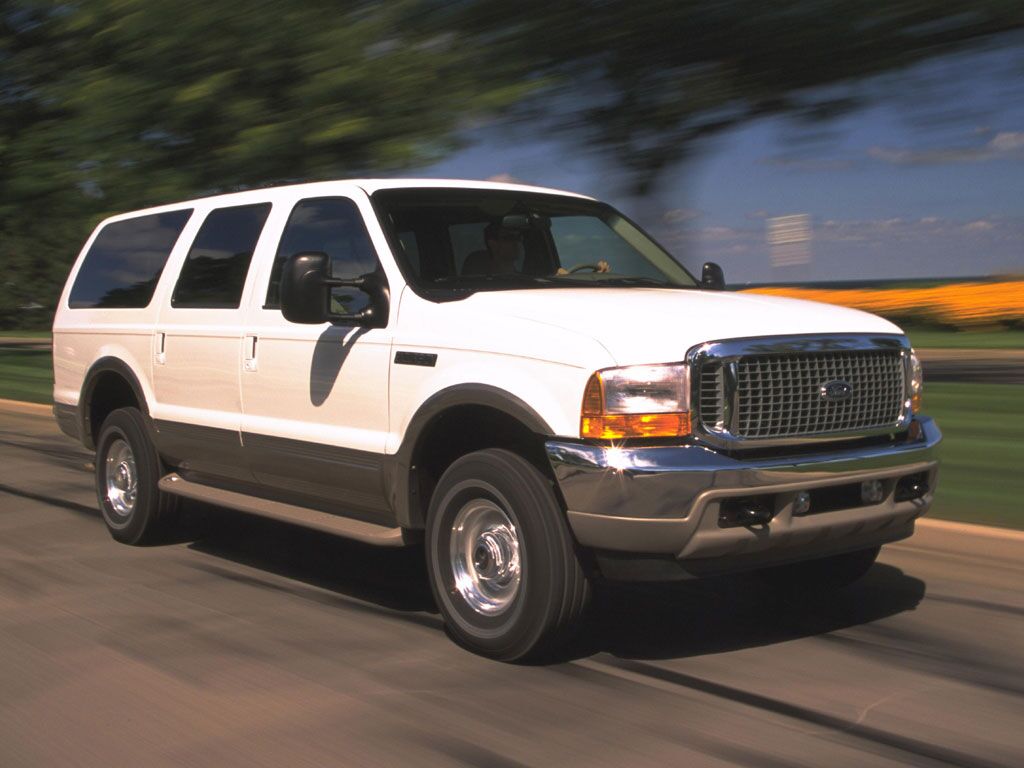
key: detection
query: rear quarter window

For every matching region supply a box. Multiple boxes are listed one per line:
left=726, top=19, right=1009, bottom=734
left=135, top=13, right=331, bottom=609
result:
left=172, top=203, right=271, bottom=309
left=68, top=209, right=193, bottom=309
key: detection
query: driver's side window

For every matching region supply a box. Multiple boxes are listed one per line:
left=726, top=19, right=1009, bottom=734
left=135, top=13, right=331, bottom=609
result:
left=266, top=197, right=378, bottom=313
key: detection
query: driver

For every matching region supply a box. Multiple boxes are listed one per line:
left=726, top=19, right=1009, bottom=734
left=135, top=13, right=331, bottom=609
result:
left=483, top=223, right=523, bottom=274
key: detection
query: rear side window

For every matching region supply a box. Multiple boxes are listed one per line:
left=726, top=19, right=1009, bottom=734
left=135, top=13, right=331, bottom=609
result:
left=68, top=210, right=193, bottom=309
left=172, top=203, right=271, bottom=309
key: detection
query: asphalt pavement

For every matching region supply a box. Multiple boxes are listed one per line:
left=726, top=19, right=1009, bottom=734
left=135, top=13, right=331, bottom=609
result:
left=1, top=406, right=1022, bottom=768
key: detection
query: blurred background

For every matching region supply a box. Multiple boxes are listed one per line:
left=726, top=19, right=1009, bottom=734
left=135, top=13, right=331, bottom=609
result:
left=1, top=5, right=1024, bottom=766
left=1, top=1, right=1022, bottom=531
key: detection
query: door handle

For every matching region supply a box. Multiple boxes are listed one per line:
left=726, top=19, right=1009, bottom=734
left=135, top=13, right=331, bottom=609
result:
left=155, top=332, right=166, bottom=365
left=243, top=335, right=258, bottom=372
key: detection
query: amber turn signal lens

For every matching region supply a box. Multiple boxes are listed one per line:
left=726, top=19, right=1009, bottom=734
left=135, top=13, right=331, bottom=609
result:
left=911, top=393, right=922, bottom=414
left=581, top=412, right=691, bottom=440
left=582, top=372, right=604, bottom=416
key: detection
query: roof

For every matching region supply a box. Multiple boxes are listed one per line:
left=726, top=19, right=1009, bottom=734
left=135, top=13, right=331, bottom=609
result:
left=353, top=178, right=593, bottom=199
left=99, top=178, right=594, bottom=225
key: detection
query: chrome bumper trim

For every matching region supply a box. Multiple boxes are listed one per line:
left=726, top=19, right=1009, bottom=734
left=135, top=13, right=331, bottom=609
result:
left=545, top=417, right=941, bottom=558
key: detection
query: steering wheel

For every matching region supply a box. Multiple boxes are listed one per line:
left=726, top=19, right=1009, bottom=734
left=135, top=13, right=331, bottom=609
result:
left=568, top=263, right=603, bottom=274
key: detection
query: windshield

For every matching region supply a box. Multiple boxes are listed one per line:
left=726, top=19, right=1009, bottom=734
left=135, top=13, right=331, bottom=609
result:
left=371, top=188, right=698, bottom=293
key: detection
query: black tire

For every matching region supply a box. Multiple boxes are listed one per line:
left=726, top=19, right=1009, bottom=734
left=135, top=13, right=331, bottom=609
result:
left=759, top=546, right=881, bottom=591
left=425, top=448, right=590, bottom=662
left=94, top=407, right=180, bottom=545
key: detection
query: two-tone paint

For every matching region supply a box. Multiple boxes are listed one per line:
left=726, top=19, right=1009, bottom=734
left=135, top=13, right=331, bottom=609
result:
left=54, top=178, right=922, bottom=541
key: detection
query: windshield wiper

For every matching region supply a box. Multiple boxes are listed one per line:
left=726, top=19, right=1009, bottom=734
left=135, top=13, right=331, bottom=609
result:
left=557, top=276, right=674, bottom=287
left=432, top=273, right=556, bottom=286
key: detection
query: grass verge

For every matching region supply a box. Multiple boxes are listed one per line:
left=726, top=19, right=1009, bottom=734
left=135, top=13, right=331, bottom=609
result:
left=0, top=349, right=53, bottom=404
left=924, top=382, right=1023, bottom=529
left=0, top=330, right=52, bottom=338
left=905, top=328, right=1024, bottom=350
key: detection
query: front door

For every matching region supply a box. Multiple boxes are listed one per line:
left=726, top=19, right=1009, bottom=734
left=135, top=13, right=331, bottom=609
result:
left=239, top=195, right=394, bottom=523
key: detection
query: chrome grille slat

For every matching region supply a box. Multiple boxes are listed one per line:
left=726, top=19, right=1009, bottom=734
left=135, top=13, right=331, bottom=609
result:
left=699, top=361, right=724, bottom=431
left=698, top=349, right=904, bottom=440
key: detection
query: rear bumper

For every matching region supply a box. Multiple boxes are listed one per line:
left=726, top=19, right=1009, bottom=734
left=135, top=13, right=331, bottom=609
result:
left=545, top=417, right=941, bottom=579
left=53, top=401, right=81, bottom=442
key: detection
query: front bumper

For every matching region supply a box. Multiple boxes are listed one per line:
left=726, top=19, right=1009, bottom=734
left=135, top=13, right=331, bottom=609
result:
left=546, top=417, right=941, bottom=579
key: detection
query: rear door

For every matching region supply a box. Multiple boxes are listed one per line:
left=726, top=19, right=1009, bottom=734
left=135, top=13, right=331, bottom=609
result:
left=151, top=202, right=273, bottom=482
left=238, top=193, right=395, bottom=523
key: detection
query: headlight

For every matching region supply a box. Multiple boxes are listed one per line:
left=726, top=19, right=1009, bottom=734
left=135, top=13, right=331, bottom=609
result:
left=580, top=363, right=691, bottom=439
left=909, top=349, right=923, bottom=414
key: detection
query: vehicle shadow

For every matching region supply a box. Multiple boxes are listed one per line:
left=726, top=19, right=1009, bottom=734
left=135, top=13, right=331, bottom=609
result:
left=565, top=563, right=926, bottom=661
left=187, top=507, right=436, bottom=615
left=187, top=505, right=926, bottom=662
left=309, top=325, right=368, bottom=406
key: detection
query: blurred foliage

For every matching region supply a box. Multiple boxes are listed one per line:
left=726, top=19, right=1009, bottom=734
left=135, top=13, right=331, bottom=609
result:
left=450, top=1, right=1024, bottom=194
left=747, top=280, right=1024, bottom=330
left=2, top=0, right=1023, bottom=326
left=0, top=0, right=534, bottom=326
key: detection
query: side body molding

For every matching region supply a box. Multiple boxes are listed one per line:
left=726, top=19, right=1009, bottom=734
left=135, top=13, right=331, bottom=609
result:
left=384, top=383, right=555, bottom=528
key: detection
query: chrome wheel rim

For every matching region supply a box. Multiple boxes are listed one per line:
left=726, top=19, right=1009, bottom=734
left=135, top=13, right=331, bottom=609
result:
left=450, top=499, right=522, bottom=616
left=104, top=438, right=138, bottom=519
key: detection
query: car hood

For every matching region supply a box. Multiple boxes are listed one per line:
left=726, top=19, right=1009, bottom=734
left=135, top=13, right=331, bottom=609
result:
left=459, top=287, right=904, bottom=366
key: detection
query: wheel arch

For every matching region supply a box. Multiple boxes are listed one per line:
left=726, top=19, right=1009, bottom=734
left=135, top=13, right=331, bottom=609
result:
left=80, top=357, right=150, bottom=449
left=386, top=384, right=558, bottom=529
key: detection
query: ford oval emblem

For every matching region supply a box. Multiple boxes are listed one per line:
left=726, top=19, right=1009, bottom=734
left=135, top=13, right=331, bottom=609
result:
left=821, top=380, right=853, bottom=402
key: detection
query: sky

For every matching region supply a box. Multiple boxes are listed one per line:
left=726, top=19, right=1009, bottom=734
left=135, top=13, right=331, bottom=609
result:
left=422, top=45, right=1024, bottom=285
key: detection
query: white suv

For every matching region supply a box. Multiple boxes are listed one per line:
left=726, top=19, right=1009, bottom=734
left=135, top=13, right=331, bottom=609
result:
left=52, top=179, right=940, bottom=660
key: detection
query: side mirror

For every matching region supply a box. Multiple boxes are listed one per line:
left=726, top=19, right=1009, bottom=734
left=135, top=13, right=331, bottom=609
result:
left=279, top=252, right=387, bottom=326
left=701, top=261, right=725, bottom=291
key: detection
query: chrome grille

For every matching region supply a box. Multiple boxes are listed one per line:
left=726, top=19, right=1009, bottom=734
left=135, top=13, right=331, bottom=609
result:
left=698, top=349, right=905, bottom=440
left=699, top=362, right=725, bottom=431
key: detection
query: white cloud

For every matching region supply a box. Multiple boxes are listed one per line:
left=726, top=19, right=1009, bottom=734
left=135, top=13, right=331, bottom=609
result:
left=964, top=220, right=995, bottom=231
left=811, top=216, right=1018, bottom=244
left=989, top=131, right=1024, bottom=152
left=700, top=226, right=742, bottom=240
left=662, top=208, right=701, bottom=223
left=486, top=173, right=523, bottom=184
left=867, top=130, right=1024, bottom=166
left=690, top=216, right=1020, bottom=256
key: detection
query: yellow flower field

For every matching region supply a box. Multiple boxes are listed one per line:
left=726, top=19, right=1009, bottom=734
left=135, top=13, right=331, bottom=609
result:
left=745, top=280, right=1024, bottom=329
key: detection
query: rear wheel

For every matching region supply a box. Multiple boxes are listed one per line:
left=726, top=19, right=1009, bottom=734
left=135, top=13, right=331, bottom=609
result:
left=759, top=546, right=881, bottom=591
left=95, top=407, right=181, bottom=545
left=425, top=448, right=590, bottom=662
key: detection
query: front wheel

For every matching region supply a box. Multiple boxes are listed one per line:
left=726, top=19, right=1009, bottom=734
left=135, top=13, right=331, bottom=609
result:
left=425, top=449, right=590, bottom=662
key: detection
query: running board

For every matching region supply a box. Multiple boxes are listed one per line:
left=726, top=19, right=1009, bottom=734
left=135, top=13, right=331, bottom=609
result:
left=158, top=473, right=406, bottom=546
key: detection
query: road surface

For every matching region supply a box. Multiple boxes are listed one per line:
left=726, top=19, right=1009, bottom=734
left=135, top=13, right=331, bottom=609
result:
left=1, top=406, right=1022, bottom=767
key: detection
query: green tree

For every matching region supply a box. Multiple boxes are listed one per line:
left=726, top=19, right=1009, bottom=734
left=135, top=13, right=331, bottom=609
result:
left=1, top=2, right=94, bottom=327
left=0, top=0, right=532, bottom=325
left=2, top=1, right=1023, bottom=328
